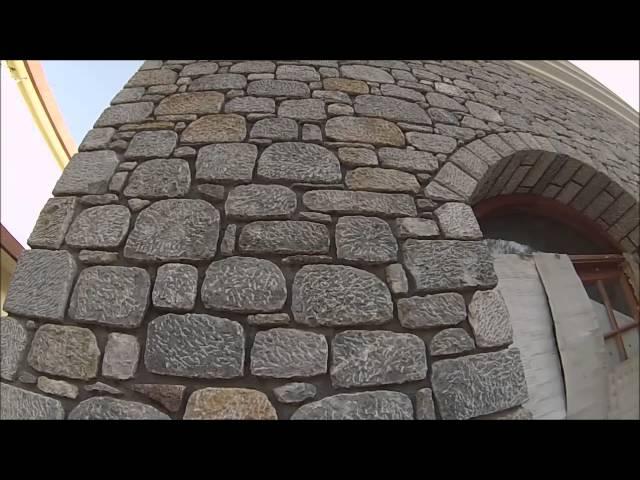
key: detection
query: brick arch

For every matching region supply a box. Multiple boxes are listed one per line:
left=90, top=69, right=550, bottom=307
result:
left=428, top=132, right=639, bottom=254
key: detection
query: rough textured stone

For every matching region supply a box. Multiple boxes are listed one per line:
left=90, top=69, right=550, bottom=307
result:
left=153, top=263, right=198, bottom=311
left=189, top=73, right=247, bottom=91
left=78, top=250, right=119, bottom=265
left=184, top=388, right=277, bottom=420
left=220, top=224, right=237, bottom=257
left=180, top=62, right=219, bottom=76
left=467, top=101, right=503, bottom=123
left=468, top=289, right=513, bottom=348
left=406, top=132, right=456, bottom=153
left=79, top=193, right=119, bottom=206
left=398, top=292, right=466, bottom=328
left=247, top=79, right=310, bottom=98
left=251, top=328, right=328, bottom=378
left=476, top=407, right=533, bottom=420
left=68, top=266, right=150, bottom=328
left=181, top=114, right=246, bottom=143
left=130, top=384, right=185, bottom=412
left=303, top=189, right=417, bottom=217
left=123, top=159, right=191, bottom=198
left=313, top=89, right=351, bottom=103
left=124, top=199, right=220, bottom=262
left=380, top=84, right=425, bottom=102
left=230, top=61, right=276, bottom=74
left=225, top=184, right=296, bottom=220
left=28, top=324, right=99, bottom=380
left=431, top=348, right=528, bottom=420
left=335, top=216, right=397, bottom=264
left=118, top=161, right=138, bottom=171
left=385, top=263, right=409, bottom=295
left=378, top=148, right=438, bottom=173
left=27, top=197, right=77, bottom=249
left=434, top=202, right=483, bottom=240
left=102, top=333, right=140, bottom=380
left=273, top=383, right=317, bottom=404
left=95, top=102, right=154, bottom=127
left=111, top=87, right=145, bottom=105
left=247, top=313, right=291, bottom=326
left=145, top=313, right=244, bottom=379
left=251, top=117, right=298, bottom=141
left=127, top=69, right=177, bottom=87
left=278, top=99, right=326, bottom=121
left=302, top=123, right=323, bottom=142
left=331, top=330, right=427, bottom=388
left=338, top=147, right=378, bottom=167
left=239, top=221, right=330, bottom=255
left=4, top=250, right=77, bottom=321
left=323, top=77, right=369, bottom=95
left=276, top=64, right=321, bottom=82
left=415, top=388, right=437, bottom=420
left=292, top=264, right=393, bottom=326
left=403, top=240, right=497, bottom=293
left=424, top=181, right=466, bottom=202
left=341, top=65, right=394, bottom=83
left=426, top=92, right=466, bottom=111
left=127, top=198, right=151, bottom=212
left=201, top=257, right=287, bottom=313
left=155, top=92, right=224, bottom=116
left=65, top=205, right=131, bottom=249
left=429, top=328, right=476, bottom=356
left=84, top=382, right=122, bottom=395
left=257, top=142, right=341, bottom=184
left=225, top=96, right=275, bottom=114
left=347, top=167, right=420, bottom=193
left=291, top=391, right=413, bottom=420
left=325, top=116, right=405, bottom=146
left=282, top=255, right=334, bottom=265
left=395, top=217, right=439, bottom=239
left=196, top=143, right=257, bottom=183
left=53, top=151, right=119, bottom=195
left=197, top=184, right=225, bottom=202
left=37, top=376, right=78, bottom=399
left=354, top=95, right=430, bottom=124
left=69, top=397, right=170, bottom=420
left=0, top=383, right=65, bottom=420
left=0, top=317, right=29, bottom=381
left=79, top=127, right=116, bottom=151
left=431, top=163, right=478, bottom=201
left=108, top=172, right=128, bottom=193
left=124, top=130, right=177, bottom=160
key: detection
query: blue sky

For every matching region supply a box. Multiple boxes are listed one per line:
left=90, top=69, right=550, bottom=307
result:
left=42, top=61, right=143, bottom=144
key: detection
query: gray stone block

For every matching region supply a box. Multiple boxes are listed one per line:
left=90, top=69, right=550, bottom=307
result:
left=397, top=292, right=466, bottom=328
left=65, top=205, right=131, bottom=249
left=69, top=397, right=170, bottom=420
left=335, top=216, right=398, bottom=264
left=196, top=143, right=257, bottom=183
left=1, top=317, right=29, bottom=381
left=53, top=151, right=119, bottom=196
left=239, top=221, right=330, bottom=255
left=291, top=391, right=413, bottom=420
left=27, top=197, right=77, bottom=249
left=257, top=142, right=341, bottom=184
left=123, top=159, right=191, bottom=198
left=0, top=383, right=65, bottom=420
left=153, top=263, right=198, bottom=311
left=225, top=184, right=296, bottom=220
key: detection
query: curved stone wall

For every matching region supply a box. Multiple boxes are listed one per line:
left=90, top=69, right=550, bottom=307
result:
left=1, top=60, right=638, bottom=420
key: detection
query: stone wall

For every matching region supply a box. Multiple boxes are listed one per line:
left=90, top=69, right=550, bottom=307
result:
left=1, top=60, right=638, bottom=419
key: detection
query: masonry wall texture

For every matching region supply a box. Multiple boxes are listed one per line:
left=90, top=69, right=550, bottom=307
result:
left=1, top=60, right=638, bottom=420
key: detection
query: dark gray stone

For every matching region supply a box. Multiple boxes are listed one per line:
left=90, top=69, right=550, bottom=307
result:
left=102, top=333, right=140, bottom=380
left=111, top=88, right=145, bottom=105
left=467, top=101, right=503, bottom=123
left=28, top=324, right=100, bottom=380
left=397, top=292, right=466, bottom=328
left=124, top=199, right=220, bottom=262
left=282, top=255, right=334, bottom=265
left=145, top=313, right=245, bottom=379
left=65, top=205, right=131, bottom=249
left=220, top=224, right=237, bottom=257
left=123, top=159, right=191, bottom=198
left=95, top=102, right=154, bottom=127
left=69, top=397, right=170, bottom=420
left=250, top=328, right=328, bottom=378
left=247, top=313, right=291, bottom=326
left=201, top=256, right=287, bottom=313
left=196, top=143, right=257, bottom=183
left=84, top=382, right=122, bottom=395
left=3, top=249, right=77, bottom=321
left=78, top=250, right=118, bottom=264
left=0, top=383, right=65, bottom=420
left=250, top=118, right=299, bottom=141
left=338, top=147, right=378, bottom=167
left=302, top=123, right=323, bottom=142
left=124, top=130, right=178, bottom=159
left=354, top=95, right=430, bottom=124
left=380, top=84, right=425, bottom=102
left=395, top=217, right=439, bottom=239
left=325, top=116, right=405, bottom=146
left=239, top=221, right=330, bottom=255
left=197, top=184, right=225, bottom=202
left=53, top=151, right=119, bottom=195
left=79, top=128, right=116, bottom=151
left=402, top=240, right=497, bottom=293
left=273, top=383, right=317, bottom=404
left=415, top=388, right=437, bottom=420
left=153, top=263, right=198, bottom=311
left=378, top=148, right=438, bottom=173
left=292, top=264, right=393, bottom=326
left=257, top=142, right=341, bottom=184
left=79, top=194, right=120, bottom=206
left=68, top=266, right=150, bottom=328
left=225, top=184, right=296, bottom=220
left=127, top=198, right=151, bottom=212
left=130, top=384, right=186, bottom=412
left=312, top=90, right=352, bottom=104
left=27, top=197, right=77, bottom=249
left=247, top=79, right=310, bottom=98
left=385, top=263, right=409, bottom=295
left=291, top=391, right=413, bottom=420
left=0, top=317, right=29, bottom=381
left=426, top=92, right=466, bottom=111
left=303, top=190, right=417, bottom=217
left=434, top=202, right=483, bottom=240
left=475, top=407, right=533, bottom=420
left=429, top=328, right=476, bottom=356
left=468, top=289, right=513, bottom=348
left=431, top=348, right=528, bottom=420
left=108, top=172, right=128, bottom=193
left=336, top=216, right=398, bottom=264
left=189, top=73, right=247, bottom=91
left=331, top=330, right=427, bottom=388
left=181, top=114, right=247, bottom=143
left=406, top=132, right=457, bottom=153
